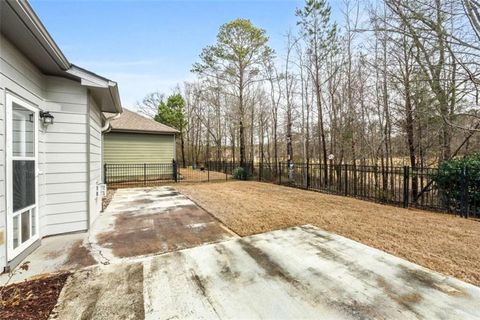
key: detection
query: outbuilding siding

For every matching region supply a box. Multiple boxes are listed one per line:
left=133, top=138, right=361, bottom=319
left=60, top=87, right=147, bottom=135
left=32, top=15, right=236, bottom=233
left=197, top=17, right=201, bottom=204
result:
left=104, top=132, right=175, bottom=164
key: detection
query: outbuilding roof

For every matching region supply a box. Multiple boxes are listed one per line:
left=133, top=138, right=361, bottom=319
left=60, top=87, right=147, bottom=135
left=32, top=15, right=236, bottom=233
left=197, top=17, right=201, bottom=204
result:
left=106, top=109, right=179, bottom=134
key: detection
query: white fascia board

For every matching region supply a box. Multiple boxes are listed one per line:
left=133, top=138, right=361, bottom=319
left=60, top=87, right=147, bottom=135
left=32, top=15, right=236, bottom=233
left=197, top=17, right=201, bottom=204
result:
left=66, top=65, right=123, bottom=114
left=66, top=66, right=110, bottom=88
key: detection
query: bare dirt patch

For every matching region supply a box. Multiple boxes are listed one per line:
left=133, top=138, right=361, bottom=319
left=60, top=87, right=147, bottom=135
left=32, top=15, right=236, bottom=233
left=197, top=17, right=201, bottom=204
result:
left=177, top=181, right=480, bottom=286
left=0, top=272, right=70, bottom=320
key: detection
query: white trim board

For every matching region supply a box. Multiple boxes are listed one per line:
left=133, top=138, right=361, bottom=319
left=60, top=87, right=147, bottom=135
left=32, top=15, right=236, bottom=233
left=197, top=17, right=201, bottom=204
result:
left=5, top=93, right=40, bottom=261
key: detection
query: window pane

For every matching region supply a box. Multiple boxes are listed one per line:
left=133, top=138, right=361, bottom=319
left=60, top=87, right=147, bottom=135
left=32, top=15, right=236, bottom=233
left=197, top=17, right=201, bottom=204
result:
left=21, top=210, right=30, bottom=243
left=13, top=160, right=35, bottom=212
left=13, top=215, right=19, bottom=249
left=12, top=102, right=35, bottom=157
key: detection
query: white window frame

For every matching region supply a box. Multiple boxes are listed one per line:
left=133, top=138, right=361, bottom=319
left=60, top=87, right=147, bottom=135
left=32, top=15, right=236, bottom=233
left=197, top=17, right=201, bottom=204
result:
left=5, top=93, right=40, bottom=261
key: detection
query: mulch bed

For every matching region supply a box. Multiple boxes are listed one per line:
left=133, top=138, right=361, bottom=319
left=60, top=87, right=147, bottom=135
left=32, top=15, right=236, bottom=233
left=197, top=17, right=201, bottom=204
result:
left=0, top=272, right=70, bottom=320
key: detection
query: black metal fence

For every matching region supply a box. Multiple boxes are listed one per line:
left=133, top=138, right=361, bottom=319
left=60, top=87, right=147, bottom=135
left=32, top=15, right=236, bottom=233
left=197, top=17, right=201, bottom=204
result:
left=245, top=162, right=479, bottom=219
left=104, top=161, right=235, bottom=188
left=104, top=161, right=479, bottom=218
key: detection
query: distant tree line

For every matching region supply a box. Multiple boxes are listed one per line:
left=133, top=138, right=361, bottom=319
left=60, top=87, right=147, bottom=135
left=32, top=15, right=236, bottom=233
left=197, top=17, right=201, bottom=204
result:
left=138, top=0, right=480, bottom=172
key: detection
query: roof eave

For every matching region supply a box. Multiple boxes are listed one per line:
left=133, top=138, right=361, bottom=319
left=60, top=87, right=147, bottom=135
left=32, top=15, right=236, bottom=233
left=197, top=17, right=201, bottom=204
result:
left=110, top=129, right=178, bottom=135
left=67, top=65, right=123, bottom=114
left=5, top=1, right=122, bottom=115
left=12, top=0, right=70, bottom=71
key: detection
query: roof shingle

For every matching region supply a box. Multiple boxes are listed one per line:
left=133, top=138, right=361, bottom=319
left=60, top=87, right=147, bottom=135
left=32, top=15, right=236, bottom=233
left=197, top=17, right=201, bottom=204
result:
left=106, top=109, right=179, bottom=134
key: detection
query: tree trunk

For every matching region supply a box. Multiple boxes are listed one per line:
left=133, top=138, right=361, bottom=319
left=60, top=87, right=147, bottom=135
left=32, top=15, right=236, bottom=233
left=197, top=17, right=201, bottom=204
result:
left=239, top=69, right=246, bottom=168
left=180, top=133, right=186, bottom=168
left=313, top=44, right=328, bottom=186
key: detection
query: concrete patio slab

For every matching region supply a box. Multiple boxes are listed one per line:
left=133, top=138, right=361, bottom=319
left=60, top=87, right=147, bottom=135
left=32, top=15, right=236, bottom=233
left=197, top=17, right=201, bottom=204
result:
left=0, top=232, right=93, bottom=284
left=88, top=187, right=237, bottom=263
left=52, top=225, right=480, bottom=320
left=50, top=262, right=145, bottom=320
left=2, top=186, right=236, bottom=284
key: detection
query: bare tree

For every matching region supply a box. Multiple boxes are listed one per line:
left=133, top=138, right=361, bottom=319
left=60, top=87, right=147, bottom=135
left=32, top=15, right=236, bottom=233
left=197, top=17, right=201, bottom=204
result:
left=136, top=92, right=164, bottom=117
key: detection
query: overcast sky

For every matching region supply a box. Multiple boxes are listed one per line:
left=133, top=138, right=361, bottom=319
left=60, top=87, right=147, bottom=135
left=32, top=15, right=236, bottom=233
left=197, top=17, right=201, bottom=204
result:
left=31, top=0, right=345, bottom=109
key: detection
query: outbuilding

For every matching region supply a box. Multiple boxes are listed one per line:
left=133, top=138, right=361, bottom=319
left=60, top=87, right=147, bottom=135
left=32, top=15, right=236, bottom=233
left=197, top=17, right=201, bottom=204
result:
left=103, top=109, right=178, bottom=164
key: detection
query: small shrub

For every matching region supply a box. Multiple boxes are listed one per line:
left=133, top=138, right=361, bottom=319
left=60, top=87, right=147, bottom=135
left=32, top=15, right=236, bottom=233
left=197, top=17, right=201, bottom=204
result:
left=375, top=189, right=393, bottom=202
left=233, top=167, right=247, bottom=180
left=434, top=153, right=480, bottom=211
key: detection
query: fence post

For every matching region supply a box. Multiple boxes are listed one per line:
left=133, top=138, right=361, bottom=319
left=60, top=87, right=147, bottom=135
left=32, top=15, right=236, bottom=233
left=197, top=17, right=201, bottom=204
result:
left=143, top=163, right=147, bottom=186
left=344, top=164, right=348, bottom=196
left=336, top=164, right=341, bottom=192
left=279, top=163, right=282, bottom=185
left=104, top=163, right=107, bottom=185
left=258, top=162, right=262, bottom=182
left=403, top=166, right=409, bottom=208
left=172, top=160, right=178, bottom=183
left=306, top=162, right=310, bottom=189
left=461, top=166, right=469, bottom=218
left=353, top=164, right=357, bottom=196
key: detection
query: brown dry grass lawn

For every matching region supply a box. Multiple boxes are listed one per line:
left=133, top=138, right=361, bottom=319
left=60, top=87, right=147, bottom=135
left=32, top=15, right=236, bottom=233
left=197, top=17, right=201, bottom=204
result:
left=178, top=168, right=229, bottom=181
left=176, top=181, right=480, bottom=286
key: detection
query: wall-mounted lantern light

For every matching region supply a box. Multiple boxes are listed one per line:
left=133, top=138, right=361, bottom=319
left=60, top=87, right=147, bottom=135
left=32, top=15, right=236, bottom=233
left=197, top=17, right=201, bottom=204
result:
left=40, top=111, right=54, bottom=126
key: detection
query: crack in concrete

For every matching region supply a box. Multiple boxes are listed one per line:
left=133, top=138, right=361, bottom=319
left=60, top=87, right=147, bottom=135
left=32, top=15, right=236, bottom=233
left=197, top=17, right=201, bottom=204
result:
left=84, top=234, right=111, bottom=266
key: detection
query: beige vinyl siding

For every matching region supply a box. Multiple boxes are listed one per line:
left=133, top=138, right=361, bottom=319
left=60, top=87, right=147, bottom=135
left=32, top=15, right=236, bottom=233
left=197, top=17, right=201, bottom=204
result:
left=104, top=132, right=175, bottom=164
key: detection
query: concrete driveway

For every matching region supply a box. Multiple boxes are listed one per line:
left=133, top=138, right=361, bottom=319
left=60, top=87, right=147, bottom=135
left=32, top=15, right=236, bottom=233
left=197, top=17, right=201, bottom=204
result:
left=52, top=225, right=480, bottom=320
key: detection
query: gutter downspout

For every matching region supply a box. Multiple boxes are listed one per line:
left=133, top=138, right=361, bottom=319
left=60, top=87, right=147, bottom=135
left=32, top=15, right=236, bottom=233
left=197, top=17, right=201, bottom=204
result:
left=101, top=81, right=122, bottom=133
left=101, top=113, right=121, bottom=133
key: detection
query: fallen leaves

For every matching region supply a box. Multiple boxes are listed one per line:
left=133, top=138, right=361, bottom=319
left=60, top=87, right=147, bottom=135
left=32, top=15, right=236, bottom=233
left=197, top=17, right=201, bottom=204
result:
left=0, top=272, right=70, bottom=320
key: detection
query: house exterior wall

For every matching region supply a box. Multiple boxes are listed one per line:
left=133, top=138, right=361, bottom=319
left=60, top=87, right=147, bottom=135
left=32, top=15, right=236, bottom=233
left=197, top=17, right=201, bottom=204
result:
left=0, top=33, right=47, bottom=269
left=43, top=76, right=89, bottom=236
left=0, top=68, right=5, bottom=268
left=88, top=96, right=103, bottom=224
left=103, top=132, right=175, bottom=164
left=0, top=34, right=103, bottom=270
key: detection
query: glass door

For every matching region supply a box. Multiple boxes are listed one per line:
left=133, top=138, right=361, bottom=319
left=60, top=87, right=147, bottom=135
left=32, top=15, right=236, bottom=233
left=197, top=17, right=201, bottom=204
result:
left=6, top=94, right=39, bottom=260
